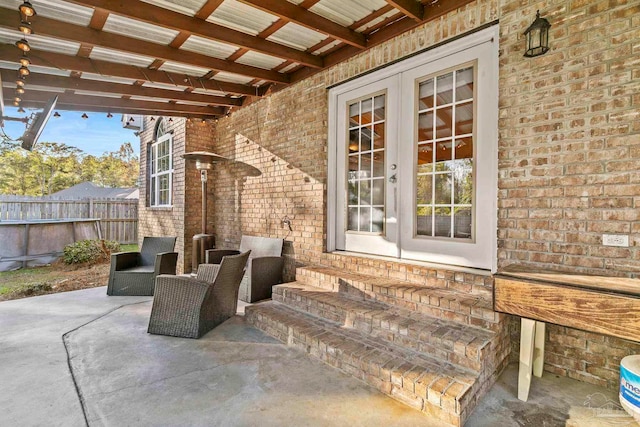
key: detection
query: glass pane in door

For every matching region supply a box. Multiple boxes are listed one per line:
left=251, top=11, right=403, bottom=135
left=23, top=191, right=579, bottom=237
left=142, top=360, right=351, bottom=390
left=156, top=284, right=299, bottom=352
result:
left=416, top=66, right=474, bottom=239
left=347, top=94, right=386, bottom=233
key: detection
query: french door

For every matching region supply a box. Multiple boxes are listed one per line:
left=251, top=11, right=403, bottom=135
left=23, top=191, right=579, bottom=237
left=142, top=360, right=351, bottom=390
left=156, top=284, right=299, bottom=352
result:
left=329, top=26, right=498, bottom=271
left=334, top=76, right=399, bottom=257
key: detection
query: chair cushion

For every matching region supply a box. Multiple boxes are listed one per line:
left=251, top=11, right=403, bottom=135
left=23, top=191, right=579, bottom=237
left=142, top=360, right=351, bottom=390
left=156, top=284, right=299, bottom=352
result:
left=238, top=236, right=283, bottom=258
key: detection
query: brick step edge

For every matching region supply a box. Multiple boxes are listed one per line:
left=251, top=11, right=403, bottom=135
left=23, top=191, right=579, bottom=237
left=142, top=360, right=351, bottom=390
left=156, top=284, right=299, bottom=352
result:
left=295, top=266, right=505, bottom=331
left=273, top=282, right=498, bottom=373
left=246, top=301, right=488, bottom=427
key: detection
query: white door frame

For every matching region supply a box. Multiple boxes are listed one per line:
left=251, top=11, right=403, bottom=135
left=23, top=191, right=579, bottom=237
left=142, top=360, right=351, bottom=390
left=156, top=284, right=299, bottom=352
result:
left=327, top=25, right=499, bottom=271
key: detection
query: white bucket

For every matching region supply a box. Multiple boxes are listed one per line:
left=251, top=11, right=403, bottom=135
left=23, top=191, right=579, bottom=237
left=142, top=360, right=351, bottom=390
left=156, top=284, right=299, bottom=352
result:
left=620, top=355, right=640, bottom=421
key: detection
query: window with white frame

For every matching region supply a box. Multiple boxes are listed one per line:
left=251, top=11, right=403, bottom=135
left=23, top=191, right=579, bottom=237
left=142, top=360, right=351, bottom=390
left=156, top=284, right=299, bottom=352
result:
left=149, top=119, right=173, bottom=207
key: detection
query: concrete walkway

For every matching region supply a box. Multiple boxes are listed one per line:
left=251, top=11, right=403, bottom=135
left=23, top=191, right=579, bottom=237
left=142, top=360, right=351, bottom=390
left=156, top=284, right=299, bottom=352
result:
left=0, top=287, right=637, bottom=427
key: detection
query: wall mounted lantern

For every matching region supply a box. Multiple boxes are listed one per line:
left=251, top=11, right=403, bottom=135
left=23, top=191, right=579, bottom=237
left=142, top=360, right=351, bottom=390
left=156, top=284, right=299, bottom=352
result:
left=523, top=10, right=551, bottom=57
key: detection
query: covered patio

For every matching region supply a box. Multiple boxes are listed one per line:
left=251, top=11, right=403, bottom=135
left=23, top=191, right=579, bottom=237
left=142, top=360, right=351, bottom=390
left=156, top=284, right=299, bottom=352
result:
left=0, top=286, right=632, bottom=426
left=1, top=0, right=640, bottom=425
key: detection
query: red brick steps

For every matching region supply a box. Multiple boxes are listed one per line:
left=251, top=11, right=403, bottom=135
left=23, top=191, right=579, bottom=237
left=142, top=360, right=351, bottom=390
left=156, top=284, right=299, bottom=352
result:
left=273, top=282, right=495, bottom=373
left=296, top=266, right=503, bottom=331
left=245, top=265, right=506, bottom=426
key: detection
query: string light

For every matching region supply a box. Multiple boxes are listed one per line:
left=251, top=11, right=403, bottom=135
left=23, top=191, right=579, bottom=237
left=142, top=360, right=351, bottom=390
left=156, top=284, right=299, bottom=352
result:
left=19, top=55, right=30, bottom=67
left=16, top=78, right=26, bottom=87
left=16, top=87, right=25, bottom=95
left=19, top=1, right=36, bottom=17
left=15, top=38, right=31, bottom=52
left=18, top=65, right=29, bottom=76
left=81, top=113, right=88, bottom=119
left=18, top=21, right=32, bottom=35
left=13, top=101, right=20, bottom=107
left=106, top=112, right=113, bottom=118
left=14, top=96, right=21, bottom=103
left=168, top=117, right=173, bottom=123
left=53, top=112, right=61, bottom=118
left=150, top=116, right=155, bottom=121
left=18, top=107, right=25, bottom=113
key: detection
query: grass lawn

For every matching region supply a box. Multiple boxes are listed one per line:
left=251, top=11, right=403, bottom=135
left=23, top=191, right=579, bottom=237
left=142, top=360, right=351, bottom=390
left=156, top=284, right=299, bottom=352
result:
left=0, top=243, right=138, bottom=301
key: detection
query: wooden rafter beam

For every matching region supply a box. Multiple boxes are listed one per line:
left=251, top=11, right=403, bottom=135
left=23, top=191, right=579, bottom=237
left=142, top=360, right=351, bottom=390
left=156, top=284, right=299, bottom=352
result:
left=194, top=0, right=225, bottom=19
left=19, top=101, right=211, bottom=120
left=384, top=0, right=424, bottom=22
left=291, top=0, right=475, bottom=83
left=237, top=0, right=367, bottom=48
left=0, top=7, right=289, bottom=84
left=5, top=89, right=224, bottom=116
left=0, top=70, right=242, bottom=107
left=64, top=0, right=322, bottom=68
left=0, top=44, right=257, bottom=97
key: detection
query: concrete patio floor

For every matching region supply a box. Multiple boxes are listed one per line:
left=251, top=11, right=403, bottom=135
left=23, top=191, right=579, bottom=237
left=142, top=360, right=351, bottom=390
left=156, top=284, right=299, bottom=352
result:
left=0, top=287, right=637, bottom=427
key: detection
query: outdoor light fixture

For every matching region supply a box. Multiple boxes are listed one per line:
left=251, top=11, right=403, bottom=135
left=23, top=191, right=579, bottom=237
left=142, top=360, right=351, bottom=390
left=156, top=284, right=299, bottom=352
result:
left=19, top=1, right=36, bottom=17
left=19, top=55, right=30, bottom=67
left=53, top=112, right=61, bottom=118
left=81, top=113, right=88, bottom=119
left=18, top=65, right=30, bottom=76
left=524, top=10, right=551, bottom=57
left=15, top=38, right=31, bottom=52
left=16, top=87, right=25, bottom=95
left=16, top=78, right=25, bottom=87
left=18, top=21, right=32, bottom=35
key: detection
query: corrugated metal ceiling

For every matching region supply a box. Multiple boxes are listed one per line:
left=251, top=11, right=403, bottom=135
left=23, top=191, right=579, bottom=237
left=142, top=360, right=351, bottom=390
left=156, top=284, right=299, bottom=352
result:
left=0, top=0, right=445, bottom=118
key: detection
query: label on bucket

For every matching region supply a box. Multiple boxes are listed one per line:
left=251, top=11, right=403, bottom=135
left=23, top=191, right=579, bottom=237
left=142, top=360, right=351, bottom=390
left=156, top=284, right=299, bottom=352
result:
left=620, top=363, right=640, bottom=409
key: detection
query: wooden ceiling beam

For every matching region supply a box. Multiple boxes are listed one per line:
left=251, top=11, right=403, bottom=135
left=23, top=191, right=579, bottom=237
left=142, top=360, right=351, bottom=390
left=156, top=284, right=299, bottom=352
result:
left=64, top=0, right=322, bottom=68
left=195, top=0, right=225, bottom=20
left=290, top=0, right=475, bottom=83
left=19, top=101, right=213, bottom=120
left=0, top=70, right=242, bottom=107
left=0, top=8, right=289, bottom=84
left=0, top=45, right=257, bottom=97
left=236, top=0, right=367, bottom=48
left=384, top=0, right=424, bottom=22
left=6, top=89, right=224, bottom=116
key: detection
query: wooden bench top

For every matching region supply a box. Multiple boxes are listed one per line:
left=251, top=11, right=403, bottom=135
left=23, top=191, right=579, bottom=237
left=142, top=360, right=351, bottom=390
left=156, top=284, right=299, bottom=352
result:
left=494, top=265, right=640, bottom=343
left=497, top=265, right=640, bottom=297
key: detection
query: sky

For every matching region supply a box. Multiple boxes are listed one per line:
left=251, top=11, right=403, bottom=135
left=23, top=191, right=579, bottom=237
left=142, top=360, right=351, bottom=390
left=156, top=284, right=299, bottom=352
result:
left=2, top=106, right=140, bottom=156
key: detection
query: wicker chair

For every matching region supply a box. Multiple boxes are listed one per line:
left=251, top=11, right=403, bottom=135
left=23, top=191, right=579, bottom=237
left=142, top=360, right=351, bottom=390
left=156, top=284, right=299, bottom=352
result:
left=107, top=237, right=178, bottom=296
left=147, top=251, right=251, bottom=339
left=205, top=235, right=284, bottom=303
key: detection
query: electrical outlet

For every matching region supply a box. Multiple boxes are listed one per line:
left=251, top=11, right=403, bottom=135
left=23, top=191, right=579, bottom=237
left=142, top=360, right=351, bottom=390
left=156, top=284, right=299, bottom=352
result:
left=602, top=234, right=629, bottom=247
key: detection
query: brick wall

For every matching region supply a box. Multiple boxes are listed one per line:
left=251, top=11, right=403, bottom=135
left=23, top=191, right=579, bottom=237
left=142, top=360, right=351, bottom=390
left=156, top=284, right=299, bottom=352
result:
left=139, top=0, right=640, bottom=390
left=138, top=117, right=187, bottom=273
left=497, top=1, right=640, bottom=276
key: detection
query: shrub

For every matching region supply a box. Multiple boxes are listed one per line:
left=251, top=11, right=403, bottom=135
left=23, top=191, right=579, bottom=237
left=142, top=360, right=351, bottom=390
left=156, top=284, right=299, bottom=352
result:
left=62, top=239, right=120, bottom=265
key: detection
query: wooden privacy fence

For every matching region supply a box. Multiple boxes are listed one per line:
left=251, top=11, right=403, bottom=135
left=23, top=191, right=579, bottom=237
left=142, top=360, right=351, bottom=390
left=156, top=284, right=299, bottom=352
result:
left=0, top=197, right=138, bottom=244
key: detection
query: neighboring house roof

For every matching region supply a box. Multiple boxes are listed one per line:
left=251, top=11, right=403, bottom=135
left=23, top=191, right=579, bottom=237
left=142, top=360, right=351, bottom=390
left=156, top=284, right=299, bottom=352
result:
left=51, top=182, right=139, bottom=199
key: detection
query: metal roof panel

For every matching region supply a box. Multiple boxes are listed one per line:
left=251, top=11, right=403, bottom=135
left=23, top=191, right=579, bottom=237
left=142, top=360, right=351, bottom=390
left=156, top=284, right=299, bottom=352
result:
left=140, top=0, right=208, bottom=17
left=103, top=14, right=179, bottom=45
left=180, top=35, right=238, bottom=60
left=158, top=60, right=211, bottom=77
left=235, top=51, right=285, bottom=70
left=207, top=0, right=278, bottom=36
left=267, top=22, right=327, bottom=51
left=211, top=71, right=254, bottom=85
left=355, top=9, right=399, bottom=33
left=310, top=0, right=387, bottom=27
left=89, top=47, right=156, bottom=68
